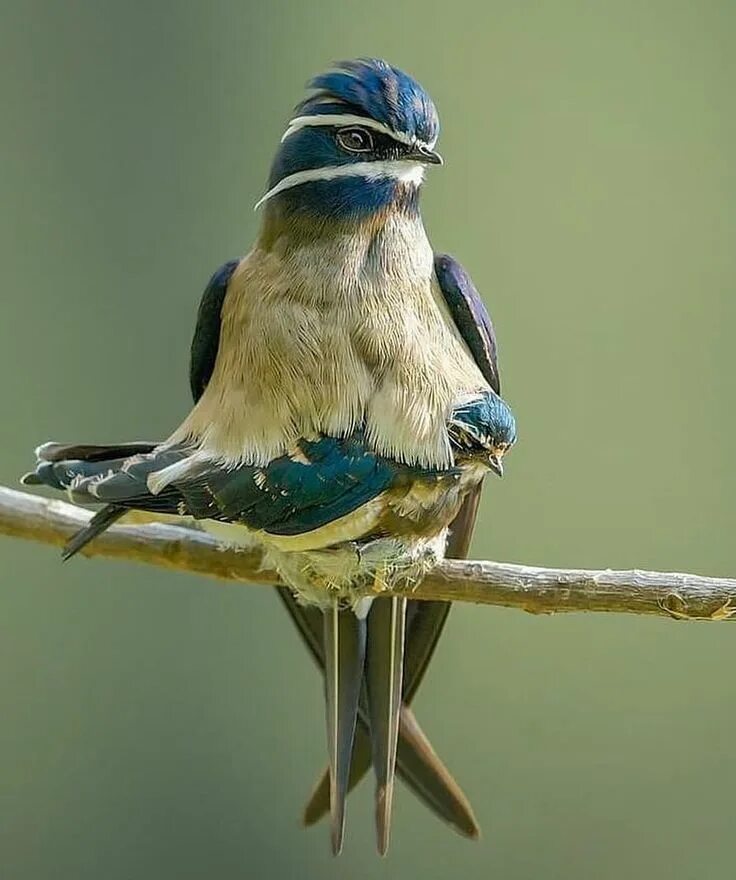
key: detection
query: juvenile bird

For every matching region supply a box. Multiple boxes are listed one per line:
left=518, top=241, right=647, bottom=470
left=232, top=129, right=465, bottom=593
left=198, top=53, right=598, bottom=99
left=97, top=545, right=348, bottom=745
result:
left=23, top=58, right=517, bottom=854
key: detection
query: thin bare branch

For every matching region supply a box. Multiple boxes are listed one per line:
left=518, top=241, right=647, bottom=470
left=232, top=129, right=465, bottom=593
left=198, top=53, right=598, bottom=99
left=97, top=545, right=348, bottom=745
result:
left=2, top=485, right=734, bottom=620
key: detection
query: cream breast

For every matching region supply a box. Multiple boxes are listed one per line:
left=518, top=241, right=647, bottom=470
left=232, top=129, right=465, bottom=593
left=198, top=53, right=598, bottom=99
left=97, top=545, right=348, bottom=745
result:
left=171, top=212, right=489, bottom=468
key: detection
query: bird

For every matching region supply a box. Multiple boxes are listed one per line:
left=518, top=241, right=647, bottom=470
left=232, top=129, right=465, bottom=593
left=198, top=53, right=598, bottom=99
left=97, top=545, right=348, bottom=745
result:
left=22, top=58, right=517, bottom=854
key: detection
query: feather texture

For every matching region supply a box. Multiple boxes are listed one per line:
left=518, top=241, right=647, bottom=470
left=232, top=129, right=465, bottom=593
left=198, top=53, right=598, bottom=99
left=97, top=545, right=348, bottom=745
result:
left=189, top=260, right=241, bottom=401
left=434, top=254, right=501, bottom=394
left=303, top=59, right=440, bottom=148
left=172, top=214, right=490, bottom=469
left=23, top=57, right=518, bottom=854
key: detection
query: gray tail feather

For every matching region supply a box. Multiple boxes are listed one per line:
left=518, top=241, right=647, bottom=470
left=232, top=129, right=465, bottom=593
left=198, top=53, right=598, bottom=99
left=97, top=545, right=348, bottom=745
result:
left=302, top=707, right=480, bottom=839
left=62, top=504, right=127, bottom=561
left=323, top=603, right=366, bottom=855
left=392, top=708, right=479, bottom=838
left=365, top=595, right=407, bottom=855
left=293, top=488, right=485, bottom=843
left=275, top=587, right=479, bottom=837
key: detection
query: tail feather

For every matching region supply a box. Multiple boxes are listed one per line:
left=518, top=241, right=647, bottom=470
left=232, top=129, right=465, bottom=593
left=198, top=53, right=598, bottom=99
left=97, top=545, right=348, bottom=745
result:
left=61, top=505, right=127, bottom=561
left=393, top=708, right=479, bottom=839
left=302, top=707, right=480, bottom=838
left=303, top=729, right=370, bottom=828
left=323, top=603, right=366, bottom=855
left=277, top=587, right=478, bottom=837
left=365, top=595, right=407, bottom=855
left=297, top=488, right=484, bottom=841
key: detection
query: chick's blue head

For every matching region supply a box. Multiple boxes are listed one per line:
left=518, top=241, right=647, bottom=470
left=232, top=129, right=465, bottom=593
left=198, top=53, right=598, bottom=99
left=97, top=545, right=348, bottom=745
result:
left=490, top=396, right=517, bottom=448
left=259, top=59, right=442, bottom=220
left=482, top=395, right=517, bottom=478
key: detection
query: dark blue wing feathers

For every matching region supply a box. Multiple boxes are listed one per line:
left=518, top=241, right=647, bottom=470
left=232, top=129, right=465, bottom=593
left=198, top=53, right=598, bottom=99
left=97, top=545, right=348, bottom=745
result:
left=244, top=438, right=396, bottom=535
left=434, top=254, right=500, bottom=394
left=27, top=437, right=403, bottom=538
left=189, top=259, right=240, bottom=401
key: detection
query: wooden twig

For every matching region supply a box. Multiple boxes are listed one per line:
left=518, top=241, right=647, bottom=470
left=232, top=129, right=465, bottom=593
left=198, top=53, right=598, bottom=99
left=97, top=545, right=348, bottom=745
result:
left=2, top=485, right=734, bottom=620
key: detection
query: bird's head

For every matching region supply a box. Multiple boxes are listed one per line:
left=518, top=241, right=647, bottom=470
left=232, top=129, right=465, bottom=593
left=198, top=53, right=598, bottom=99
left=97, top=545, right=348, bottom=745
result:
left=449, top=394, right=517, bottom=478
left=483, top=395, right=517, bottom=478
left=256, top=59, right=441, bottom=221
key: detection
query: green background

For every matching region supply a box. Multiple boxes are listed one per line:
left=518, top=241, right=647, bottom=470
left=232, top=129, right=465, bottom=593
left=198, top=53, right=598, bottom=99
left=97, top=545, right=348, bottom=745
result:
left=2, top=1, right=735, bottom=877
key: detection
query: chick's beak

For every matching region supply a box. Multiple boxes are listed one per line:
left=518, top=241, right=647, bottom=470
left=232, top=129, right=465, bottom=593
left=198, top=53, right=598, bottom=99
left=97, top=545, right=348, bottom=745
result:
left=488, top=453, right=504, bottom=478
left=408, top=143, right=443, bottom=165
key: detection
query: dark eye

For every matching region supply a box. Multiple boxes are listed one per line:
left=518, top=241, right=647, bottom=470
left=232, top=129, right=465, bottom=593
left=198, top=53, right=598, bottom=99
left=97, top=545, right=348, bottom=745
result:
left=336, top=126, right=374, bottom=153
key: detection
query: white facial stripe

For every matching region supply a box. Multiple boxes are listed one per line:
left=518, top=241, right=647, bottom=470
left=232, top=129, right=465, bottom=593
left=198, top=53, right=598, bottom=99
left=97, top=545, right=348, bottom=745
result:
left=281, top=114, right=424, bottom=149
left=254, top=160, right=425, bottom=210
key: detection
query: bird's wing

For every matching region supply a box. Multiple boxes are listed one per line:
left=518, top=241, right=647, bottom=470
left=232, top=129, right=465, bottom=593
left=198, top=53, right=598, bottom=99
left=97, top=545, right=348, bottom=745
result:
left=189, top=260, right=241, bottom=400
left=434, top=253, right=500, bottom=394
left=26, top=435, right=399, bottom=538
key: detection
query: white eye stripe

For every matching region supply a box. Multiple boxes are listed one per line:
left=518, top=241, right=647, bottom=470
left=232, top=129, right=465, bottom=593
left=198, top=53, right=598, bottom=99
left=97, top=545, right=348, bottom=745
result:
left=281, top=114, right=436, bottom=150
left=254, top=160, right=425, bottom=210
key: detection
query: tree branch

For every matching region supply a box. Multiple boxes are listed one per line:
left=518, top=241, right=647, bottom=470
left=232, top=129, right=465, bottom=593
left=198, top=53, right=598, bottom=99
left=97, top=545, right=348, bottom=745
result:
left=2, top=485, right=734, bottom=621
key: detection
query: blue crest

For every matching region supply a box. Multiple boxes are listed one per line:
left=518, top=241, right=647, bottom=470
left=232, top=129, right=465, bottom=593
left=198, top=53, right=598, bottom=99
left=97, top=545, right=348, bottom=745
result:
left=260, top=59, right=441, bottom=220
left=298, top=59, right=440, bottom=146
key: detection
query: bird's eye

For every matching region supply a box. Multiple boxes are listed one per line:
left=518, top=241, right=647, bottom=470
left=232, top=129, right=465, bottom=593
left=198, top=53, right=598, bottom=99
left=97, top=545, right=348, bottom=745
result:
left=336, top=126, right=374, bottom=153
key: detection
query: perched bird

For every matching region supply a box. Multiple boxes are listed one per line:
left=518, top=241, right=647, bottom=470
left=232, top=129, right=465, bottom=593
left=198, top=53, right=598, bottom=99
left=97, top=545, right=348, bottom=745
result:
left=23, top=59, right=517, bottom=854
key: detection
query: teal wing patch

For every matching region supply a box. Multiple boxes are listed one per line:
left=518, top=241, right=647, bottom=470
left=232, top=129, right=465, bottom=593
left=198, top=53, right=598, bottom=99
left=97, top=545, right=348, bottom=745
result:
left=26, top=436, right=410, bottom=537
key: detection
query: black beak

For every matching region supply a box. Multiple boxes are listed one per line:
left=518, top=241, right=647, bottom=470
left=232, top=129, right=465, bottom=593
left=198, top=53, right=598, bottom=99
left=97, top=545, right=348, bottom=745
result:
left=408, top=143, right=443, bottom=165
left=488, top=454, right=504, bottom=478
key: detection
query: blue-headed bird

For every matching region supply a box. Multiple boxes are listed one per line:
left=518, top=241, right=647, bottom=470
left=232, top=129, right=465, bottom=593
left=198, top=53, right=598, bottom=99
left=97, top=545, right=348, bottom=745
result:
left=23, top=59, right=517, bottom=854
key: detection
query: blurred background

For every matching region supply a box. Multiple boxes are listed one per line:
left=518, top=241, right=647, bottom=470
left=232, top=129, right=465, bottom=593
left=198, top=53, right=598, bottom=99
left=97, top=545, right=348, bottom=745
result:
left=1, top=1, right=735, bottom=877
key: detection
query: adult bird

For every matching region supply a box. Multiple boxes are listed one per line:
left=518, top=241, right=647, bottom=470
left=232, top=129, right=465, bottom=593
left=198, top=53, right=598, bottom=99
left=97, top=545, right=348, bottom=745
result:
left=23, top=59, right=517, bottom=854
